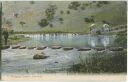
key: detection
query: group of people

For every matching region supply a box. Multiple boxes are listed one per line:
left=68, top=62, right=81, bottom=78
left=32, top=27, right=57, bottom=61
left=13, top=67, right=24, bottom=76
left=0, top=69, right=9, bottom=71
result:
left=89, top=23, right=111, bottom=34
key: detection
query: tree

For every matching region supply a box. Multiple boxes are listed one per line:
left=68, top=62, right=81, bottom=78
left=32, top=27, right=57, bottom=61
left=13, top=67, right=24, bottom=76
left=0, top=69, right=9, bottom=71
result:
left=20, top=21, right=25, bottom=27
left=68, top=1, right=81, bottom=10
left=67, top=10, right=70, bottom=14
left=49, top=24, right=53, bottom=28
left=84, top=17, right=94, bottom=23
left=59, top=18, right=64, bottom=24
left=19, top=21, right=26, bottom=33
left=30, top=1, right=35, bottom=4
left=45, top=5, right=57, bottom=21
left=38, top=19, right=49, bottom=27
left=60, top=10, right=64, bottom=14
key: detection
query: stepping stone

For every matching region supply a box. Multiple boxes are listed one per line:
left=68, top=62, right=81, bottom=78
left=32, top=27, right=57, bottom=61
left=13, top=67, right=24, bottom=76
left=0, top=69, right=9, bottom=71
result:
left=33, top=52, right=48, bottom=59
left=11, top=45, right=20, bottom=49
left=63, top=47, right=73, bottom=51
left=19, top=46, right=26, bottom=49
left=51, top=46, right=61, bottom=49
left=77, top=48, right=91, bottom=51
left=36, top=46, right=47, bottom=50
left=54, top=62, right=58, bottom=63
left=109, top=47, right=123, bottom=51
left=2, top=45, right=10, bottom=49
left=28, top=47, right=36, bottom=49
left=93, top=47, right=105, bottom=51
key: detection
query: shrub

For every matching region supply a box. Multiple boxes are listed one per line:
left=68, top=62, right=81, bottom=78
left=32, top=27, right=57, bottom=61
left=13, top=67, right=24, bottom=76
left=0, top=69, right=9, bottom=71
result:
left=68, top=1, right=81, bottom=10
left=114, top=33, right=127, bottom=48
left=38, top=19, right=49, bottom=27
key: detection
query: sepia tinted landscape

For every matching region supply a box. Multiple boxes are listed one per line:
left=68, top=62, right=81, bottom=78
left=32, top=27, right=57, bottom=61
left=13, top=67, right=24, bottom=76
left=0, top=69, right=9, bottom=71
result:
left=1, top=1, right=127, bottom=77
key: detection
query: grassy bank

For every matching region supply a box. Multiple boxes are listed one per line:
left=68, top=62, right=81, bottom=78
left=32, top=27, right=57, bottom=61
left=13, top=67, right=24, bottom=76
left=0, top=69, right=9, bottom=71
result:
left=68, top=50, right=127, bottom=73
left=2, top=34, right=30, bottom=45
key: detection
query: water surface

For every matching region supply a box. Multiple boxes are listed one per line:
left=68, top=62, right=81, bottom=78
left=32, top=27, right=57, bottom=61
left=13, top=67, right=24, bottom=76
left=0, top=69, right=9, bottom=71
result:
left=21, top=34, right=116, bottom=47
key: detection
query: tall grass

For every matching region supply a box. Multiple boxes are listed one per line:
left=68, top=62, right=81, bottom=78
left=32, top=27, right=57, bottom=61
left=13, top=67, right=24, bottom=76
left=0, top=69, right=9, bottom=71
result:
left=68, top=51, right=127, bottom=73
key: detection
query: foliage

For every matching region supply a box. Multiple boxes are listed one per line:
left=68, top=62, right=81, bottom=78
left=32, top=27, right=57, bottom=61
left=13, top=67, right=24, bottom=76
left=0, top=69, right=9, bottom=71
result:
left=19, top=21, right=26, bottom=27
left=30, top=1, right=35, bottom=4
left=49, top=24, right=53, bottom=28
left=96, top=1, right=110, bottom=8
left=68, top=51, right=127, bottom=73
left=60, top=10, right=64, bottom=14
left=59, top=18, right=63, bottom=21
left=38, top=19, right=49, bottom=27
left=114, top=33, right=127, bottom=48
left=39, top=4, right=57, bottom=28
left=67, top=10, right=70, bottom=14
left=9, top=30, right=14, bottom=34
left=45, top=5, right=57, bottom=21
left=84, top=17, right=94, bottom=23
left=68, top=1, right=81, bottom=10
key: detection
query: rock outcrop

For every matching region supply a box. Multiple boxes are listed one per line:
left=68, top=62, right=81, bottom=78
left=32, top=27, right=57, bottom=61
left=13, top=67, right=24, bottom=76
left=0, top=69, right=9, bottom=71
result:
left=33, top=52, right=48, bottom=59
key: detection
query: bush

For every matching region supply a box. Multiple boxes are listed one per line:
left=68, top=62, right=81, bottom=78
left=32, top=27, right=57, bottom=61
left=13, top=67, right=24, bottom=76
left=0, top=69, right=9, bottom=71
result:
left=68, top=1, right=81, bottom=10
left=114, top=33, right=127, bottom=48
left=38, top=19, right=49, bottom=27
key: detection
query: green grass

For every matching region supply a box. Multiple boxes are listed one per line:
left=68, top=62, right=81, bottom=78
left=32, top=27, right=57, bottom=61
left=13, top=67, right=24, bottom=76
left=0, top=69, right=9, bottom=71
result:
left=4, top=1, right=126, bottom=33
left=68, top=50, right=127, bottom=73
left=2, top=34, right=31, bottom=45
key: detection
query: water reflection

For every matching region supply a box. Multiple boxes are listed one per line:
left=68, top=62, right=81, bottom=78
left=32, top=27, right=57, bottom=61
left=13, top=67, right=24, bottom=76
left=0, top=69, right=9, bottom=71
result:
left=23, top=34, right=115, bottom=48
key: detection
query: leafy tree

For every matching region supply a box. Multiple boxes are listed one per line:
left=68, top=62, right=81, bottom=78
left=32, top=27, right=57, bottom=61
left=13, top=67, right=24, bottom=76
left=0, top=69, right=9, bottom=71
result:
left=45, top=5, right=57, bottom=21
left=59, top=18, right=64, bottom=24
left=99, top=1, right=109, bottom=4
left=67, top=10, right=70, bottom=14
left=59, top=18, right=63, bottom=21
left=84, top=17, right=94, bottom=23
left=38, top=19, right=49, bottom=27
left=60, top=10, right=64, bottom=14
left=20, top=21, right=26, bottom=28
left=68, top=1, right=81, bottom=10
left=49, top=24, right=53, bottom=28
left=19, top=21, right=25, bottom=33
left=96, top=1, right=109, bottom=8
left=30, top=1, right=35, bottom=4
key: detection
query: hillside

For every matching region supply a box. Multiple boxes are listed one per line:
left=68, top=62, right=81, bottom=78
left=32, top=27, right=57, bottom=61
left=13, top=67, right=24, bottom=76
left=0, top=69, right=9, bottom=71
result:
left=2, top=1, right=127, bottom=33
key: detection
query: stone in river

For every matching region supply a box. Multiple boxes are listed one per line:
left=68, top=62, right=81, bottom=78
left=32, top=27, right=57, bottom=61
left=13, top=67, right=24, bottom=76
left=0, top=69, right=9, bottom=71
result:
left=77, top=48, right=91, bottom=51
left=51, top=46, right=61, bottom=49
left=28, top=46, right=36, bottom=49
left=11, top=45, right=20, bottom=49
left=93, top=47, right=105, bottom=51
left=33, top=52, right=47, bottom=59
left=109, top=47, right=123, bottom=51
left=36, top=46, right=47, bottom=50
left=63, top=47, right=73, bottom=51
left=19, top=46, right=26, bottom=49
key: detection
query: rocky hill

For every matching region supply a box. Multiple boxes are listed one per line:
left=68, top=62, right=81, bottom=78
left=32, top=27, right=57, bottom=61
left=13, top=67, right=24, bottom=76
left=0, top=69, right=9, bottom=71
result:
left=2, top=1, right=127, bottom=33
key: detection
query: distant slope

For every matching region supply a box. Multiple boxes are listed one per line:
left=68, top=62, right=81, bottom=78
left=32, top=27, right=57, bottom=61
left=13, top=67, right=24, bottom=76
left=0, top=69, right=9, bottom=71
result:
left=2, top=1, right=127, bottom=33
